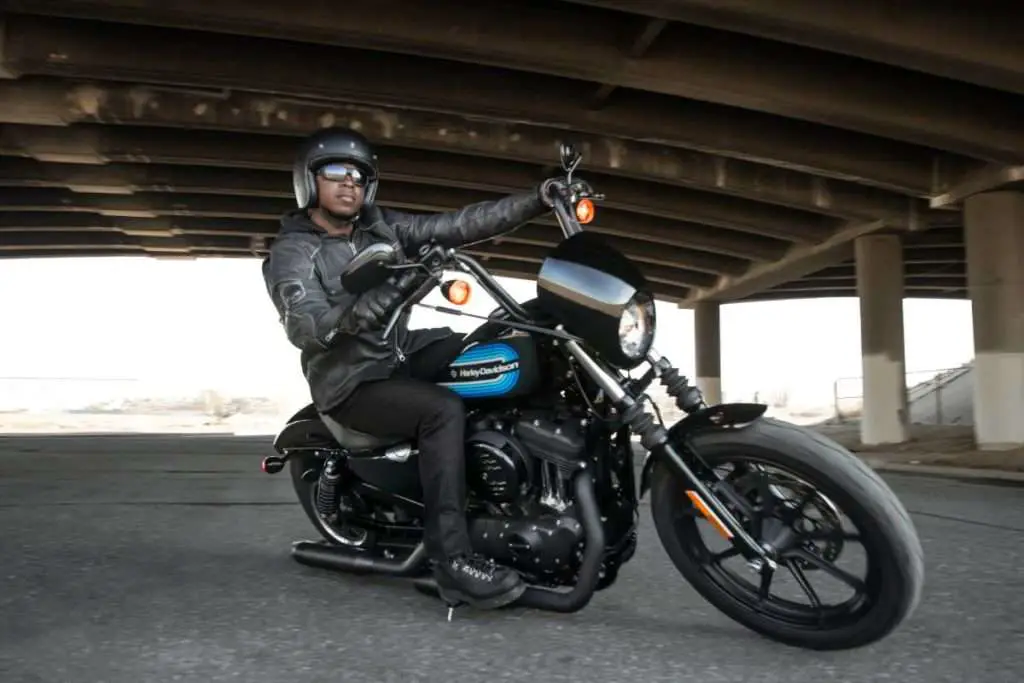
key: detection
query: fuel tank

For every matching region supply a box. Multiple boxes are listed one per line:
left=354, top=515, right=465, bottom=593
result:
left=437, top=332, right=541, bottom=401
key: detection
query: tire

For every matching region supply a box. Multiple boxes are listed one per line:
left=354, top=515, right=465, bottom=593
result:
left=650, top=417, right=924, bottom=650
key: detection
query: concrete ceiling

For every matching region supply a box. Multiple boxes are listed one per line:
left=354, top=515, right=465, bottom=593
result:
left=0, top=0, right=1022, bottom=305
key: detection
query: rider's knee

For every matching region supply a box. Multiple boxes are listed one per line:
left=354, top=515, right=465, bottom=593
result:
left=432, top=387, right=465, bottom=422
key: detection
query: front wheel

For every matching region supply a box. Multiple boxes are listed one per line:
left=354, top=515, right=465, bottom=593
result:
left=650, top=417, right=924, bottom=650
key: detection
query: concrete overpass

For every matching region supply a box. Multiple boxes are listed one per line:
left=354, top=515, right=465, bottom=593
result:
left=0, top=1, right=1023, bottom=449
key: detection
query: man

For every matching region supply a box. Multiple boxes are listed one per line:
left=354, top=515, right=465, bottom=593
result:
left=263, top=126, right=563, bottom=610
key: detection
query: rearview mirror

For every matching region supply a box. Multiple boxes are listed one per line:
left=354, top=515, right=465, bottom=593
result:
left=559, top=142, right=582, bottom=176
left=340, top=242, right=398, bottom=294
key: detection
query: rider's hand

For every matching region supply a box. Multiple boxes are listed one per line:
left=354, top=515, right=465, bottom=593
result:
left=538, top=176, right=570, bottom=208
left=392, top=267, right=426, bottom=294
left=354, top=280, right=405, bottom=329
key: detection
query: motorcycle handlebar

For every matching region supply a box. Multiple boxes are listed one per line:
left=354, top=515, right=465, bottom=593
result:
left=379, top=178, right=600, bottom=340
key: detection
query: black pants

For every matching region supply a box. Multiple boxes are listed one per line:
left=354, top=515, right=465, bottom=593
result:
left=327, top=332, right=471, bottom=562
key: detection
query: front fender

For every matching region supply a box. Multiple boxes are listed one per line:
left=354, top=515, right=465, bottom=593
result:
left=637, top=402, right=767, bottom=499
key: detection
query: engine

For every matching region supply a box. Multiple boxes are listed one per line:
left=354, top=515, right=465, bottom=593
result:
left=463, top=412, right=591, bottom=581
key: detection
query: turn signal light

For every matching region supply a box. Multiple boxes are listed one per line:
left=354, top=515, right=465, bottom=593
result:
left=261, top=456, right=285, bottom=474
left=575, top=198, right=596, bottom=224
left=441, top=279, right=472, bottom=306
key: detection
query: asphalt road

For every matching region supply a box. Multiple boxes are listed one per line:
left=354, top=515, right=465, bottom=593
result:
left=1, top=434, right=1022, bottom=683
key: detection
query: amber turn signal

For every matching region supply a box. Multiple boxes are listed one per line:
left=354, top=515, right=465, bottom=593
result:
left=575, top=198, right=596, bottom=224
left=441, top=279, right=472, bottom=305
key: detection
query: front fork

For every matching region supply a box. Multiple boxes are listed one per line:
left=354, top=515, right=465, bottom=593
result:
left=562, top=338, right=777, bottom=572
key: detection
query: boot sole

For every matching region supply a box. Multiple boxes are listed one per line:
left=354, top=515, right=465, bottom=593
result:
left=437, top=580, right=527, bottom=610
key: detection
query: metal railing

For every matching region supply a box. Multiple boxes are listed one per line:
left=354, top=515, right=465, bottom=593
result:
left=831, top=363, right=973, bottom=424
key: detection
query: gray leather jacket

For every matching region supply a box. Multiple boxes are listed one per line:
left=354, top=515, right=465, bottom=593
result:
left=262, top=191, right=547, bottom=412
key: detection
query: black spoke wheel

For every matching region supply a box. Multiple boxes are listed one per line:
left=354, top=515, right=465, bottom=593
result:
left=650, top=418, right=923, bottom=651
left=676, top=460, right=872, bottom=628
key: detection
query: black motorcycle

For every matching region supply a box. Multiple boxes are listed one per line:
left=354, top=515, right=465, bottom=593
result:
left=262, top=144, right=924, bottom=650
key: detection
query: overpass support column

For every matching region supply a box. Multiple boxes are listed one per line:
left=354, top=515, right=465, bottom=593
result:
left=856, top=234, right=908, bottom=445
left=964, top=191, right=1024, bottom=449
left=694, top=302, right=722, bottom=404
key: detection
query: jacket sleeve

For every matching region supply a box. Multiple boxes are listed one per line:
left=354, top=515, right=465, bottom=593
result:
left=387, top=190, right=547, bottom=253
left=262, top=239, right=365, bottom=353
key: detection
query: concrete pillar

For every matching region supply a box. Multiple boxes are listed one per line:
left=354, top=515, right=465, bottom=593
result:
left=694, top=301, right=722, bottom=405
left=855, top=234, right=908, bottom=445
left=964, top=191, right=1024, bottom=449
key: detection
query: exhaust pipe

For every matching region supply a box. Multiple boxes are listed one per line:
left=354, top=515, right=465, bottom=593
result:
left=292, top=540, right=427, bottom=577
left=414, top=469, right=605, bottom=613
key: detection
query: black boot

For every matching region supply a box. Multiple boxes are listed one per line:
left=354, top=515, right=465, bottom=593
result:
left=433, top=554, right=526, bottom=610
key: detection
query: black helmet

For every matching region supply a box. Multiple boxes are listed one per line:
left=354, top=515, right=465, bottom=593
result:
left=292, top=126, right=380, bottom=210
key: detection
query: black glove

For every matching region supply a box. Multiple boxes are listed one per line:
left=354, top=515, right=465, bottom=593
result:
left=352, top=280, right=405, bottom=331
left=538, top=176, right=570, bottom=208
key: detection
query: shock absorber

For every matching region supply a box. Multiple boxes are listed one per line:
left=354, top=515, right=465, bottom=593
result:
left=315, top=454, right=343, bottom=519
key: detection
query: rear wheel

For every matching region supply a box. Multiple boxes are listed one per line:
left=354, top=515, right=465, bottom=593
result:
left=650, top=418, right=924, bottom=650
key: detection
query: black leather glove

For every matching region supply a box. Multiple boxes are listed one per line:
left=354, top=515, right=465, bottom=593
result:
left=352, top=280, right=405, bottom=331
left=539, top=176, right=570, bottom=208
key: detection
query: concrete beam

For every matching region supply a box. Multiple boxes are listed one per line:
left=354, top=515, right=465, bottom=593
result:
left=0, top=10, right=974, bottom=193
left=930, top=163, right=1024, bottom=208
left=0, top=210, right=747, bottom=280
left=811, top=262, right=965, bottom=280
left=0, top=78, right=929, bottom=228
left=0, top=16, right=15, bottom=79
left=680, top=220, right=888, bottom=306
left=561, top=0, right=1024, bottom=95
left=902, top=227, right=964, bottom=248
left=4, top=5, right=1020, bottom=162
left=0, top=173, right=784, bottom=262
left=773, top=276, right=964, bottom=292
left=0, top=229, right=696, bottom=300
left=902, top=247, right=965, bottom=264
left=0, top=157, right=808, bottom=259
left=0, top=123, right=852, bottom=243
left=741, top=289, right=966, bottom=303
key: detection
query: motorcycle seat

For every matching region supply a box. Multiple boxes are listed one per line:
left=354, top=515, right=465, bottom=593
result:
left=318, top=412, right=404, bottom=451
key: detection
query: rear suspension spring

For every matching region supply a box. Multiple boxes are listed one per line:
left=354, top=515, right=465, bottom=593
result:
left=315, top=455, right=342, bottom=519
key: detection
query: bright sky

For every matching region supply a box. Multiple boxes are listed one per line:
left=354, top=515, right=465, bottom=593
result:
left=0, top=256, right=976, bottom=412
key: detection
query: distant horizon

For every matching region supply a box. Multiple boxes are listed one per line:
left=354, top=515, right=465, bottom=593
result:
left=0, top=256, right=976, bottom=416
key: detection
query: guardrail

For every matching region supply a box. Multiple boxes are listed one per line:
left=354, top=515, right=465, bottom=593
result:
left=831, top=364, right=971, bottom=424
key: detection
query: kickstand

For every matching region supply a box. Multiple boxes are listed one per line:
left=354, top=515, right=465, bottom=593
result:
left=445, top=600, right=465, bottom=622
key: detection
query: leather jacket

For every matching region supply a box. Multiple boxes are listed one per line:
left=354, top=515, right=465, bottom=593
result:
left=262, top=190, right=548, bottom=412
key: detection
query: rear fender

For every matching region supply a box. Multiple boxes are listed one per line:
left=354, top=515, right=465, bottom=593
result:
left=638, top=402, right=767, bottom=499
left=273, top=411, right=339, bottom=454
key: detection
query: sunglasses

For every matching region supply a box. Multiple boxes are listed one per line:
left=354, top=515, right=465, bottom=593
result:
left=317, top=163, right=371, bottom=187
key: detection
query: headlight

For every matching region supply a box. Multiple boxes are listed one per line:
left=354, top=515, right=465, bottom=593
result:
left=618, top=293, right=656, bottom=360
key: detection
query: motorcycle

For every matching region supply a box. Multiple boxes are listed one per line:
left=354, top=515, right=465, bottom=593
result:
left=261, top=144, right=924, bottom=650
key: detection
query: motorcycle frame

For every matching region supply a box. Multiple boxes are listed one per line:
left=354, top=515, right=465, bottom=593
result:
left=374, top=188, right=775, bottom=569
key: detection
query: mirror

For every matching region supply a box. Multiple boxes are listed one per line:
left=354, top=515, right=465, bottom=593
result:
left=340, top=242, right=399, bottom=294
left=559, top=142, right=582, bottom=178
